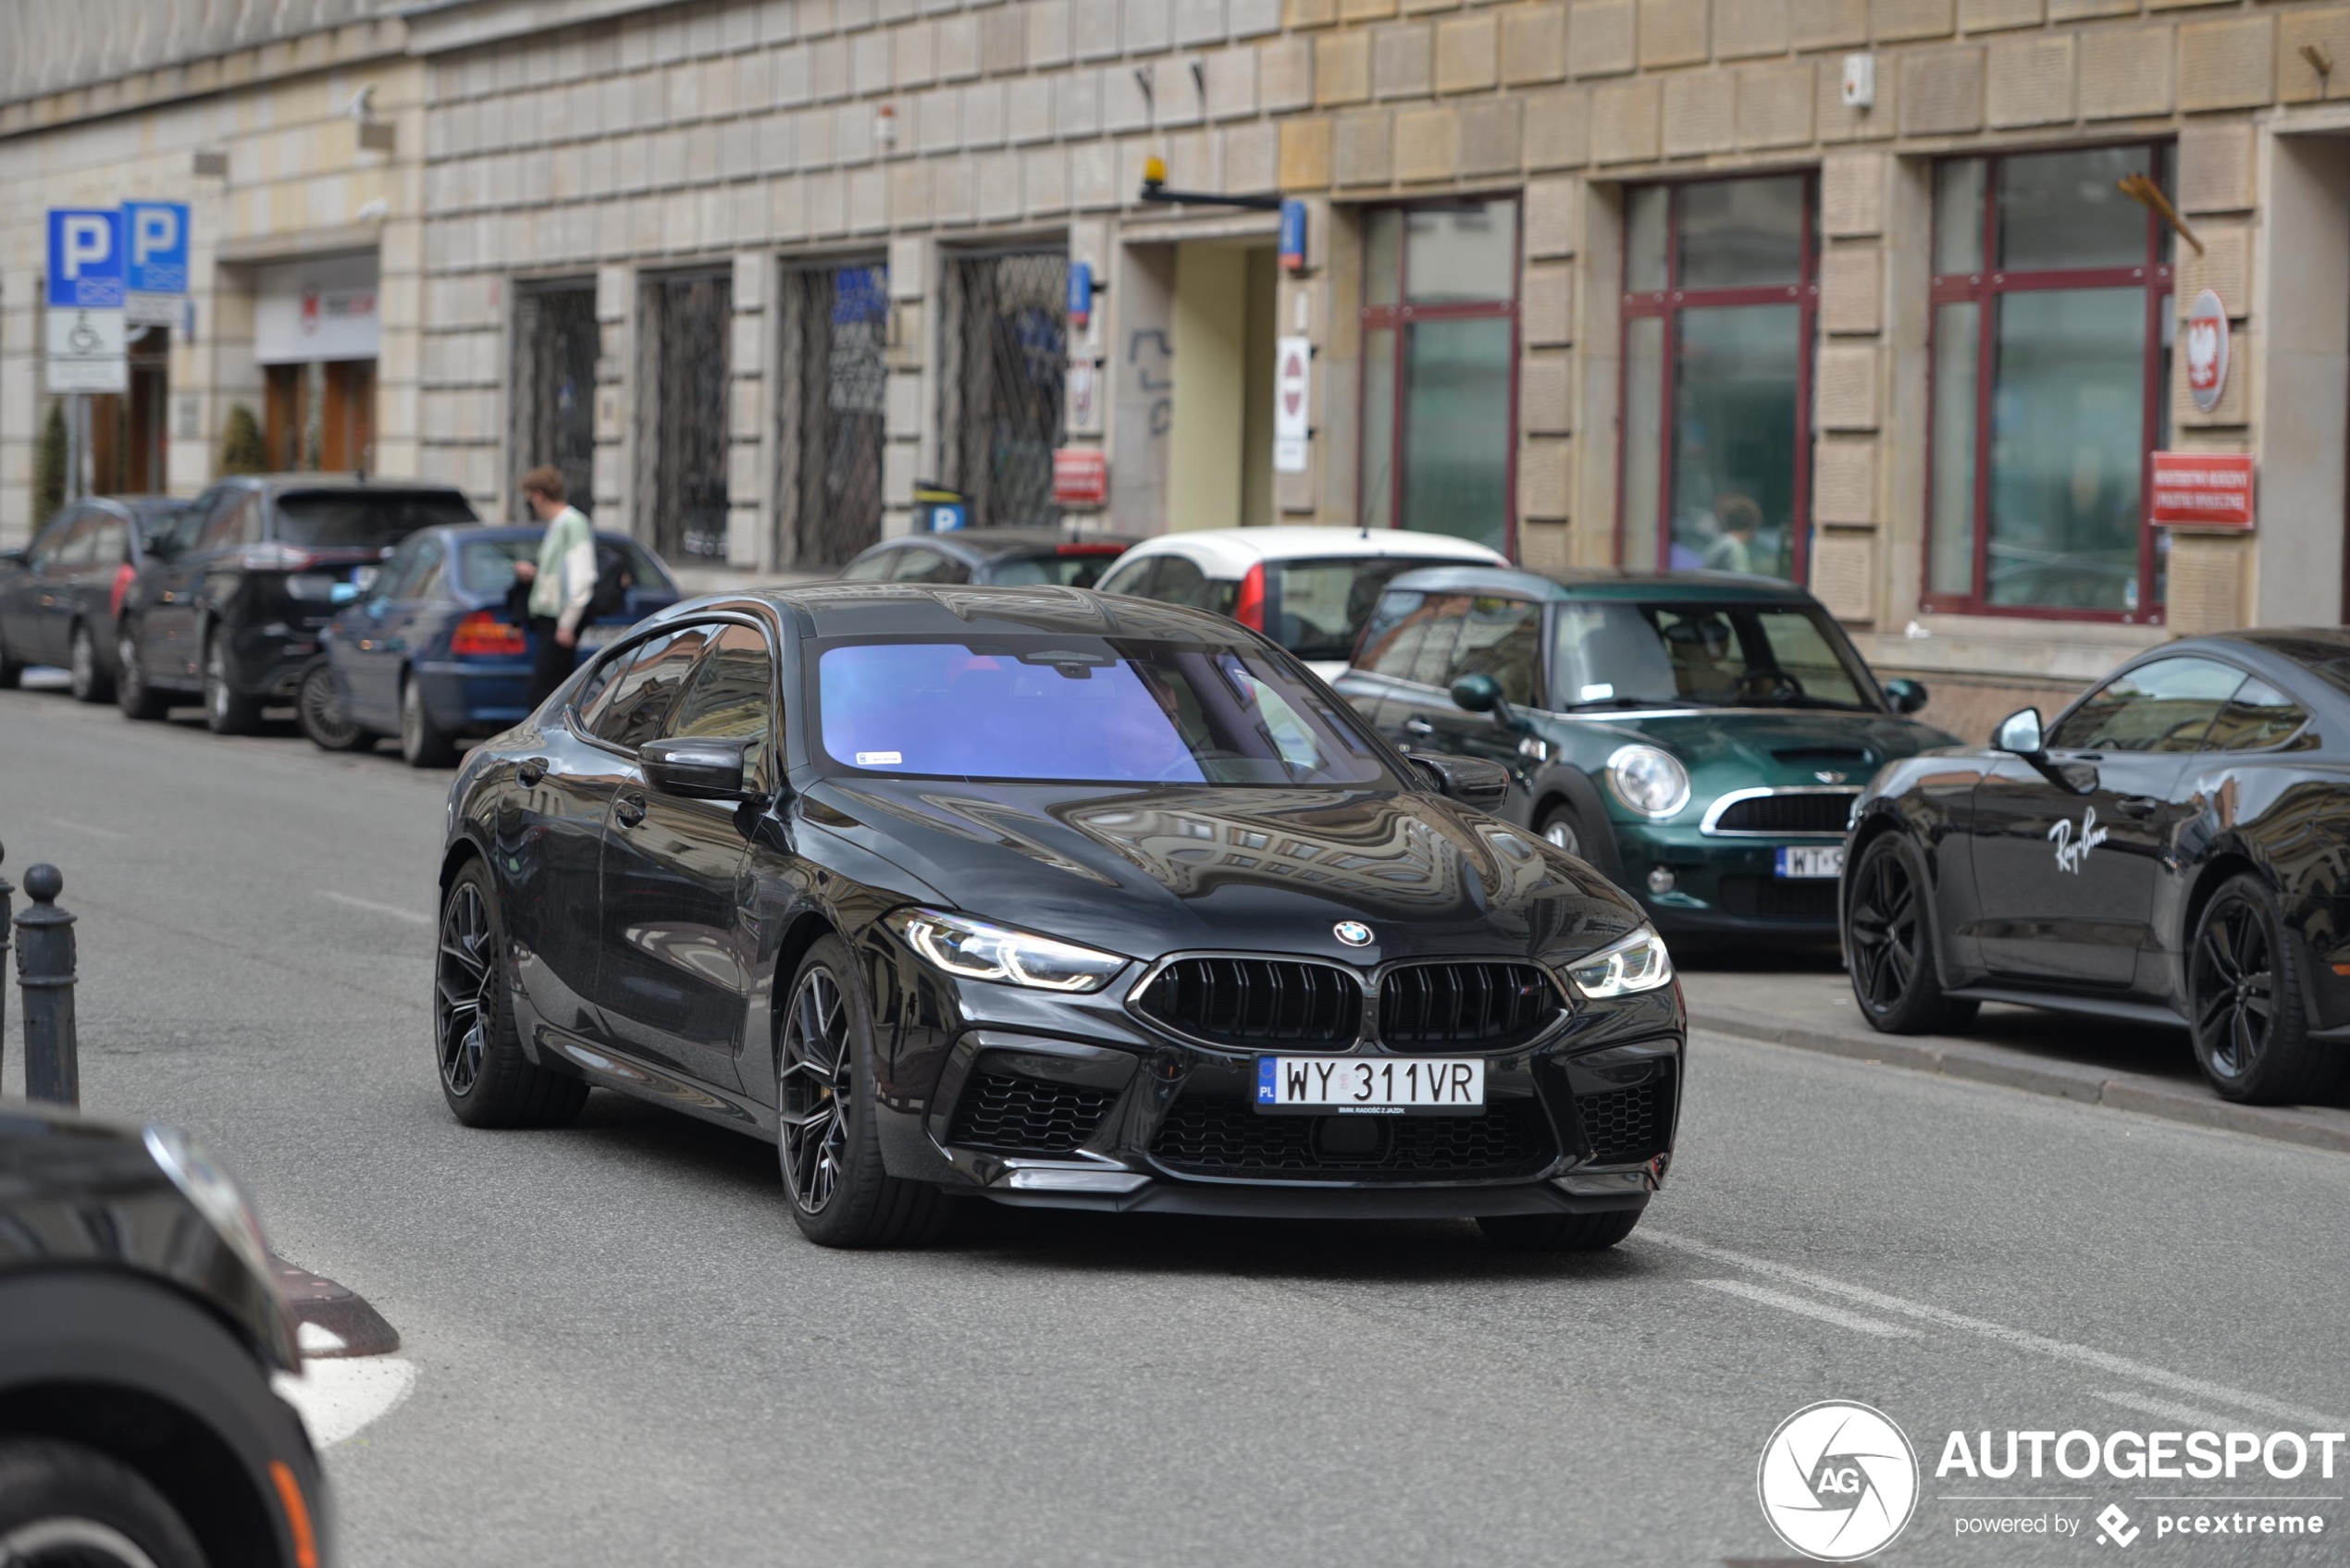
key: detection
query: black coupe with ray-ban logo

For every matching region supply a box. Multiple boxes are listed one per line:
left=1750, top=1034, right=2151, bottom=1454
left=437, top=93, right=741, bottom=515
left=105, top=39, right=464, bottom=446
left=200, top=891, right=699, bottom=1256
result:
left=1843, top=628, right=2350, bottom=1105
left=436, top=584, right=1685, bottom=1250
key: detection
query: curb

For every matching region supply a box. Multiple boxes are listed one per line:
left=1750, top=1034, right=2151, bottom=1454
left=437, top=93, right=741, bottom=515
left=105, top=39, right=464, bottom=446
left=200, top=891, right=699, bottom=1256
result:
left=1688, top=1005, right=2350, bottom=1157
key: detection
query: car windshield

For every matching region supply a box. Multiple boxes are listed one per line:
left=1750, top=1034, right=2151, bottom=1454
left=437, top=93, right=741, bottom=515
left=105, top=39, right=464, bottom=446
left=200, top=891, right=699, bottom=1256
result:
left=456, top=535, right=676, bottom=597
left=276, top=489, right=478, bottom=548
left=1273, top=557, right=1478, bottom=662
left=988, top=549, right=1126, bottom=588
left=815, top=636, right=1392, bottom=786
left=1552, top=600, right=1878, bottom=711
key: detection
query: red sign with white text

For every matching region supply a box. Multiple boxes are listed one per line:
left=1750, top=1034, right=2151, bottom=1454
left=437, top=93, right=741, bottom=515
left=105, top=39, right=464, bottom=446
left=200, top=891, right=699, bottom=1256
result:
left=1052, top=447, right=1108, bottom=509
left=2149, top=451, right=2254, bottom=529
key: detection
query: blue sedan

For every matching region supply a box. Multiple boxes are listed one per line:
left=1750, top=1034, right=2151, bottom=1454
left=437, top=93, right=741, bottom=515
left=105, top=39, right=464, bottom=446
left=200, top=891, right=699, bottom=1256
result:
left=299, top=524, right=679, bottom=766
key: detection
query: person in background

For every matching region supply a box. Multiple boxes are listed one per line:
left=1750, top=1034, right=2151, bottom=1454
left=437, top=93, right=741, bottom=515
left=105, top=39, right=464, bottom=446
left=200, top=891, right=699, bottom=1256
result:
left=1701, top=493, right=1762, bottom=575
left=509, top=465, right=597, bottom=708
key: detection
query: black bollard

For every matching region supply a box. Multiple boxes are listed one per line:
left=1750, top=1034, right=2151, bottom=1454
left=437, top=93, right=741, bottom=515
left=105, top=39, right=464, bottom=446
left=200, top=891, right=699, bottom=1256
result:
left=15, top=865, right=77, bottom=1106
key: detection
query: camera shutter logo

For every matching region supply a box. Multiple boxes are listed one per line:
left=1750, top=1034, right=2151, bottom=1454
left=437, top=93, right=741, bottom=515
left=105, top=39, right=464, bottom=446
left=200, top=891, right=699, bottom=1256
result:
left=1756, top=1401, right=1919, bottom=1562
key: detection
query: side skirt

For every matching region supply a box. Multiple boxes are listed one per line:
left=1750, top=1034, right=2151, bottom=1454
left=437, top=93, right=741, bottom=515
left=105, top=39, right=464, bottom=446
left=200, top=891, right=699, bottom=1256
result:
left=1943, top=985, right=2185, bottom=1031
left=535, top=1024, right=776, bottom=1139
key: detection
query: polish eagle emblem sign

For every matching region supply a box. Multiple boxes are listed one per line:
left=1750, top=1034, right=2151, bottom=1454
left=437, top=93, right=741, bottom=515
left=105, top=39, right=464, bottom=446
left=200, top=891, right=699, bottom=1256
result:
left=2185, top=289, right=2228, bottom=414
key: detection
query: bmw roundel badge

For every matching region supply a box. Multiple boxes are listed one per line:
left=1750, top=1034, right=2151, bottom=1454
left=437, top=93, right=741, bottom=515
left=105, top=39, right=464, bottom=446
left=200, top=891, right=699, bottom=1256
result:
left=1333, top=920, right=1374, bottom=947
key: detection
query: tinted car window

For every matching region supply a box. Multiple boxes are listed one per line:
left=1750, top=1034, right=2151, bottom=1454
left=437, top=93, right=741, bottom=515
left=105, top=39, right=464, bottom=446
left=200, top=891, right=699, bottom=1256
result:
left=274, top=489, right=477, bottom=549
left=1270, top=557, right=1469, bottom=663
left=88, top=516, right=129, bottom=566
left=1151, top=556, right=1243, bottom=617
left=584, top=626, right=712, bottom=749
left=2198, top=676, right=2309, bottom=753
left=34, top=513, right=92, bottom=568
left=838, top=551, right=896, bottom=581
left=816, top=636, right=1390, bottom=787
left=455, top=536, right=674, bottom=598
left=667, top=624, right=773, bottom=773
left=2048, top=656, right=2245, bottom=753
left=1404, top=593, right=1473, bottom=687
left=1357, top=589, right=1432, bottom=680
left=370, top=537, right=435, bottom=601
left=888, top=548, right=959, bottom=584
left=1093, top=556, right=1154, bottom=598
left=1445, top=596, right=1542, bottom=707
left=988, top=549, right=1124, bottom=588
left=1551, top=601, right=1874, bottom=710
left=198, top=493, right=258, bottom=549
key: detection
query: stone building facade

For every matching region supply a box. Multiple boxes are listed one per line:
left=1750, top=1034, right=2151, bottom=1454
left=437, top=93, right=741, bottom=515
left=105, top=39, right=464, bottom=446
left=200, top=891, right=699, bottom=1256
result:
left=6, top=0, right=2350, bottom=733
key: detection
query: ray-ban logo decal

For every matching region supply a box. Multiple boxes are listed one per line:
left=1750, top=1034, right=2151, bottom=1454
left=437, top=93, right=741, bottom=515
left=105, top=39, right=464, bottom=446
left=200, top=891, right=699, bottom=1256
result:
left=2047, top=807, right=2108, bottom=874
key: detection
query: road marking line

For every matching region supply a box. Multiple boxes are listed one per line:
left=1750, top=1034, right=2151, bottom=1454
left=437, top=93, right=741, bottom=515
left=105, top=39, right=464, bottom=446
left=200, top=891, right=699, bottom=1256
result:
left=1645, top=1229, right=2345, bottom=1429
left=317, top=891, right=432, bottom=925
left=271, top=1357, right=417, bottom=1449
left=40, top=815, right=129, bottom=842
left=2093, top=1389, right=2251, bottom=1431
left=1694, top=1278, right=1922, bottom=1339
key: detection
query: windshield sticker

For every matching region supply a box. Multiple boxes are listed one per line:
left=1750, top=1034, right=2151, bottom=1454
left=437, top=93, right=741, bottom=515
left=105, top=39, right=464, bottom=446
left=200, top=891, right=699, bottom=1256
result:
left=1580, top=683, right=1614, bottom=701
left=854, top=750, right=902, bottom=767
left=2047, top=807, right=2107, bottom=873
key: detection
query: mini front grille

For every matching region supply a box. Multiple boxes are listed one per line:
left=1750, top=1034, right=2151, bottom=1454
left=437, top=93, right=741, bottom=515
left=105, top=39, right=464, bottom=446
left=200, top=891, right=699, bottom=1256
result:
left=1718, top=875, right=1840, bottom=923
left=1577, top=1079, right=1668, bottom=1166
left=1150, top=1094, right=1555, bottom=1182
left=1709, top=792, right=1859, bottom=835
left=1133, top=957, right=1361, bottom=1048
left=946, top=1071, right=1118, bottom=1155
left=1377, top=962, right=1561, bottom=1051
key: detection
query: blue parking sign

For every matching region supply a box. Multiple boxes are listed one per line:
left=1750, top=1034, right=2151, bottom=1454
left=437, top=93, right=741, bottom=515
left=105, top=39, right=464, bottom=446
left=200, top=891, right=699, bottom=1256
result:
left=124, top=203, right=191, bottom=295
left=46, top=209, right=125, bottom=309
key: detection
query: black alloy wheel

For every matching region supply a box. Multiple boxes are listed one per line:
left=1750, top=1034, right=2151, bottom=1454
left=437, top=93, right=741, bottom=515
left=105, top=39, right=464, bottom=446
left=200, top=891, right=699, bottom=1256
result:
left=296, top=660, right=371, bottom=752
left=400, top=676, right=457, bottom=768
left=1844, top=833, right=1976, bottom=1034
left=433, top=861, right=587, bottom=1128
left=68, top=623, right=111, bottom=704
left=2188, top=874, right=2335, bottom=1105
left=775, top=935, right=945, bottom=1248
left=0, top=1439, right=204, bottom=1568
left=115, top=626, right=168, bottom=721
left=202, top=629, right=262, bottom=735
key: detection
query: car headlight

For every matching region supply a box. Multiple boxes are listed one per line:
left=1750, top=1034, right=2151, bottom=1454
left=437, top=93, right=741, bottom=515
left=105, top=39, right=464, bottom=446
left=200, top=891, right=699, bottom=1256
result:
left=884, top=907, right=1130, bottom=994
left=1605, top=744, right=1690, bottom=819
left=1563, top=926, right=1675, bottom=999
left=142, top=1124, right=276, bottom=1284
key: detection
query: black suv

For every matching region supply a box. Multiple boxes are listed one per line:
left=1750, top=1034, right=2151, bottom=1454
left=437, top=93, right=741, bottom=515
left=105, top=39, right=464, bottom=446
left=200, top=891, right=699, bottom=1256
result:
left=0, top=1101, right=329, bottom=1567
left=118, top=475, right=477, bottom=732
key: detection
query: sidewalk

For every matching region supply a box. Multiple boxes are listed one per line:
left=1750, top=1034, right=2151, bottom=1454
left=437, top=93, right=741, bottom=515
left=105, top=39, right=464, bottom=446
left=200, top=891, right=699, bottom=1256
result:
left=1677, top=951, right=2350, bottom=1157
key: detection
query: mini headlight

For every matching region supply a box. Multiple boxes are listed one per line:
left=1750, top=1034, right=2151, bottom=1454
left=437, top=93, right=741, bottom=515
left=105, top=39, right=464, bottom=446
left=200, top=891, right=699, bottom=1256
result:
left=884, top=907, right=1130, bottom=994
left=143, top=1124, right=276, bottom=1284
left=1605, top=744, right=1690, bottom=819
left=1563, top=925, right=1675, bottom=999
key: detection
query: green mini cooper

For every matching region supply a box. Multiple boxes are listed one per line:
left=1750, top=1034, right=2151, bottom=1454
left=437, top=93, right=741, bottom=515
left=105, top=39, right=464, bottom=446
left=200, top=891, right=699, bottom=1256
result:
left=1332, top=565, right=1956, bottom=945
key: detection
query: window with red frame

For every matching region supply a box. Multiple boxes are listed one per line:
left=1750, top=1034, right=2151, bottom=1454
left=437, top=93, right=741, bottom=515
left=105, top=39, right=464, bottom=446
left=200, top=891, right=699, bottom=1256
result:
left=1356, top=198, right=1520, bottom=556
left=1618, top=174, right=1818, bottom=583
left=1925, top=144, right=2174, bottom=622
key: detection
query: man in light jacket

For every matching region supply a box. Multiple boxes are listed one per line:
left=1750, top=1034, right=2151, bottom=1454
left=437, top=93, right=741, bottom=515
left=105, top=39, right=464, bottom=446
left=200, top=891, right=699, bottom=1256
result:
left=510, top=465, right=598, bottom=708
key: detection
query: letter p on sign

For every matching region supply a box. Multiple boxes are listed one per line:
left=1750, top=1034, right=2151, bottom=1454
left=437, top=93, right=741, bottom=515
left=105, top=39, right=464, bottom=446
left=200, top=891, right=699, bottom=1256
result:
left=46, top=208, right=125, bottom=308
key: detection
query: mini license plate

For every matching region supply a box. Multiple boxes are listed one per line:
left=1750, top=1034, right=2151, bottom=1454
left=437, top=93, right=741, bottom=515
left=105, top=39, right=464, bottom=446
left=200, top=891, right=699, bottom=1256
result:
left=576, top=624, right=621, bottom=650
left=1255, top=1056, right=1485, bottom=1116
left=1776, top=845, right=1845, bottom=879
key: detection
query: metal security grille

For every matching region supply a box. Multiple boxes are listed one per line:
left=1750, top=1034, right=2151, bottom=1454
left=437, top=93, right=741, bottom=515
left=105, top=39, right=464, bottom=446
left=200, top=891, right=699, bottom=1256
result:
left=774, top=263, right=888, bottom=570
left=510, top=282, right=599, bottom=519
left=636, top=270, right=732, bottom=562
left=937, top=251, right=1067, bottom=528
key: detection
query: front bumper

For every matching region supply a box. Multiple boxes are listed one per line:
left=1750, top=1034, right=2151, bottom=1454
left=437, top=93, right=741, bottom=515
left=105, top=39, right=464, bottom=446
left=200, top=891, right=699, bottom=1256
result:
left=1605, top=821, right=1844, bottom=938
left=872, top=933, right=1685, bottom=1216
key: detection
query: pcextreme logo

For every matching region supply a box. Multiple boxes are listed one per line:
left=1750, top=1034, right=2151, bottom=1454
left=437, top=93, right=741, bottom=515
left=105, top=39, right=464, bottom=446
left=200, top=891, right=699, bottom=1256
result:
left=1757, top=1401, right=1922, bottom=1562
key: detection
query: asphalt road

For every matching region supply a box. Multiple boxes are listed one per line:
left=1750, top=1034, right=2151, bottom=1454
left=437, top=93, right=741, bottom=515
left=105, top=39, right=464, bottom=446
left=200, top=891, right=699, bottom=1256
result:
left=4, top=681, right=2347, bottom=1567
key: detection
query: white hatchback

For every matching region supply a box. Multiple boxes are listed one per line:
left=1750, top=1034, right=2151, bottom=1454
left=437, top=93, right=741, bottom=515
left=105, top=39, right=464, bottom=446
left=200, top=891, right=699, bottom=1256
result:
left=1092, top=526, right=1507, bottom=680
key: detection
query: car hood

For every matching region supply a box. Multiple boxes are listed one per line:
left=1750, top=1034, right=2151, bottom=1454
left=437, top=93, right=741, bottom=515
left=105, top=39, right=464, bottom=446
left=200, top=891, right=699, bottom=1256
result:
left=1561, top=708, right=1955, bottom=788
left=802, top=778, right=1648, bottom=966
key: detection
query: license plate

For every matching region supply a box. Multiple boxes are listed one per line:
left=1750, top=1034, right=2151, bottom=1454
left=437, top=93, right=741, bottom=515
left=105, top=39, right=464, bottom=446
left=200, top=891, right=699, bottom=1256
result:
left=576, top=624, right=620, bottom=649
left=1776, top=845, right=1845, bottom=879
left=1255, top=1056, right=1484, bottom=1115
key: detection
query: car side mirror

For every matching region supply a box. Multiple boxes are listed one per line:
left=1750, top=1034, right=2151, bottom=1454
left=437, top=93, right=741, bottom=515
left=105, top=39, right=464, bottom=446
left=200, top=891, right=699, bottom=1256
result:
left=1412, top=753, right=1511, bottom=810
left=1884, top=677, right=1929, bottom=715
left=642, top=736, right=758, bottom=801
left=1449, top=672, right=1531, bottom=733
left=1994, top=707, right=2045, bottom=757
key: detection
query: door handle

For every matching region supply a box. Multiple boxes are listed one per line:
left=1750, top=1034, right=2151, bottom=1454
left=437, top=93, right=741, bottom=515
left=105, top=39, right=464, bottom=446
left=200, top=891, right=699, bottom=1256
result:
left=2113, top=795, right=2163, bottom=818
left=516, top=758, right=547, bottom=787
left=614, top=793, right=647, bottom=828
left=1404, top=717, right=1436, bottom=736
